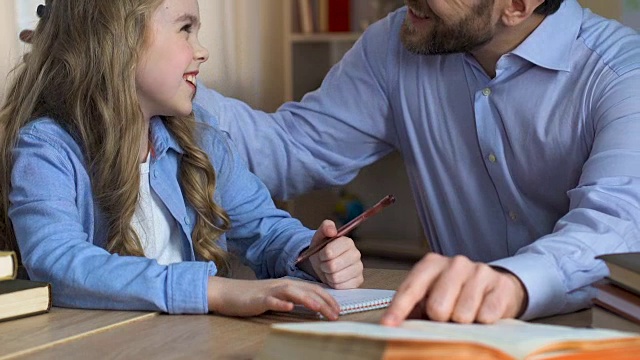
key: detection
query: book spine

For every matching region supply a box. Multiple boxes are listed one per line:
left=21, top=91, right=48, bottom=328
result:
left=328, top=0, right=350, bottom=32
left=0, top=251, right=18, bottom=281
left=298, top=0, right=314, bottom=34
left=318, top=0, right=329, bottom=32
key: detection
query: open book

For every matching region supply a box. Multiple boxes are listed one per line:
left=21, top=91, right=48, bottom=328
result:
left=257, top=319, right=640, bottom=359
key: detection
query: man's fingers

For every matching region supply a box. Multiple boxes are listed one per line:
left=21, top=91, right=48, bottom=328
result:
left=424, top=256, right=474, bottom=322
left=450, top=264, right=494, bottom=323
left=476, top=272, right=526, bottom=323
left=381, top=254, right=446, bottom=326
left=475, top=287, right=507, bottom=324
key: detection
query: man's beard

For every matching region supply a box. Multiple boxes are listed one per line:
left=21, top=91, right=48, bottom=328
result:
left=401, top=0, right=496, bottom=55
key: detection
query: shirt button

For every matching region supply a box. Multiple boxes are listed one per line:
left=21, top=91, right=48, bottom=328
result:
left=488, top=154, right=497, bottom=163
left=482, top=88, right=492, bottom=96
left=509, top=211, right=518, bottom=221
left=184, top=217, right=191, bottom=225
left=153, top=170, right=158, bottom=179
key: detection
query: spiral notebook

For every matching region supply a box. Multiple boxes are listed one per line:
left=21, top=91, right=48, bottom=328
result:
left=285, top=277, right=396, bottom=318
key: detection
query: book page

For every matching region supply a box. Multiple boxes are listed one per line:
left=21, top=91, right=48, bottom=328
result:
left=401, top=319, right=640, bottom=358
left=271, top=320, right=640, bottom=359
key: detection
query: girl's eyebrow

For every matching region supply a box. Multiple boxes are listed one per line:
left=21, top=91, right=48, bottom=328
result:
left=174, top=13, right=199, bottom=25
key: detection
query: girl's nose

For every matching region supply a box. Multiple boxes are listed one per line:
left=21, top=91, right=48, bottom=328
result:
left=194, top=42, right=209, bottom=63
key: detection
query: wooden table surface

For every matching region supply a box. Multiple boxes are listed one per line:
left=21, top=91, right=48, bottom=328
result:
left=8, top=269, right=406, bottom=359
left=0, top=308, right=155, bottom=360
left=3, top=268, right=593, bottom=359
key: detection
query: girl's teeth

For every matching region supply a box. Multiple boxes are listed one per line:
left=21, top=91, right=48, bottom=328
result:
left=185, top=75, right=196, bottom=85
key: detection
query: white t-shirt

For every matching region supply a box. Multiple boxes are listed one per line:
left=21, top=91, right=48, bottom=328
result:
left=131, top=155, right=184, bottom=265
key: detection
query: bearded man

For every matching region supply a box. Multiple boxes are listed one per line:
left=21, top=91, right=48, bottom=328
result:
left=194, top=0, right=640, bottom=324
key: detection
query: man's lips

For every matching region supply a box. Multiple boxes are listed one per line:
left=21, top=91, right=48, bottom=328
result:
left=407, top=6, right=434, bottom=27
left=408, top=6, right=430, bottom=19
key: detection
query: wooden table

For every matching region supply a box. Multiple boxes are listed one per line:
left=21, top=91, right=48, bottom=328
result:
left=3, top=268, right=593, bottom=359
left=0, top=308, right=154, bottom=360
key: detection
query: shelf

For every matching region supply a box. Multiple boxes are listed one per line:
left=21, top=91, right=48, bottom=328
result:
left=290, top=32, right=362, bottom=43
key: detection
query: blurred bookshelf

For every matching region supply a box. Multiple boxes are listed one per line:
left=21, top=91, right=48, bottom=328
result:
left=281, top=0, right=428, bottom=260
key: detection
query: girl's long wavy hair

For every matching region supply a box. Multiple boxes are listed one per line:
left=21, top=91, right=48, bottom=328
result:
left=0, top=0, right=232, bottom=275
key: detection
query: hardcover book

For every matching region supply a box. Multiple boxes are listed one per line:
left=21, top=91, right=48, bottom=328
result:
left=0, top=251, right=17, bottom=281
left=597, top=252, right=640, bottom=295
left=0, top=279, right=52, bottom=322
left=257, top=320, right=640, bottom=359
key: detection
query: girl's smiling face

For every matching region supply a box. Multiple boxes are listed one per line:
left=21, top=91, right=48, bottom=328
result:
left=135, top=0, right=209, bottom=121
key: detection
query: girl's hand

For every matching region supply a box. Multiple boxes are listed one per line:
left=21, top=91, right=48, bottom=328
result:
left=207, top=277, right=341, bottom=320
left=305, top=220, right=364, bottom=289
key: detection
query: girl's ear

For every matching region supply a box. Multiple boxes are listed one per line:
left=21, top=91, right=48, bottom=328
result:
left=19, top=30, right=35, bottom=44
left=501, top=0, right=545, bottom=27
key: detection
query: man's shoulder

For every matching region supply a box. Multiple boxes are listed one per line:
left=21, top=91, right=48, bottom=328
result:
left=578, top=13, right=640, bottom=74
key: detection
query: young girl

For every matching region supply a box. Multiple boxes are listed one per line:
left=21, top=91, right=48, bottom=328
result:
left=0, top=0, right=364, bottom=319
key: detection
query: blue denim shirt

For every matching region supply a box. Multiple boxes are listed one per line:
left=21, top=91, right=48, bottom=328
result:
left=197, top=0, right=640, bottom=320
left=8, top=104, right=316, bottom=314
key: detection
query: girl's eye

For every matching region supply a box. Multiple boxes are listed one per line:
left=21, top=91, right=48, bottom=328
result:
left=181, top=24, right=193, bottom=33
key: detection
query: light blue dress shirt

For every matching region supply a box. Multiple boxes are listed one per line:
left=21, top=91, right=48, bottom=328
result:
left=195, top=0, right=640, bottom=320
left=9, top=104, right=316, bottom=314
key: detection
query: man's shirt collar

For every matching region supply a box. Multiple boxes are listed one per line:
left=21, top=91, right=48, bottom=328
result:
left=511, top=0, right=583, bottom=72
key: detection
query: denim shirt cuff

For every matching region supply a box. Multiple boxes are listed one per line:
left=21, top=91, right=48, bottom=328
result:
left=490, top=253, right=567, bottom=320
left=285, top=240, right=318, bottom=282
left=167, top=261, right=212, bottom=314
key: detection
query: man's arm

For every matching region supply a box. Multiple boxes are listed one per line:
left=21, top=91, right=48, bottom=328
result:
left=194, top=15, right=401, bottom=200
left=493, top=68, right=640, bottom=320
left=383, top=69, right=640, bottom=325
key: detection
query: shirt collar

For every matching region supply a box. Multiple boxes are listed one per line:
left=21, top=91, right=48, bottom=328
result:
left=149, top=116, right=185, bottom=158
left=510, top=0, right=582, bottom=72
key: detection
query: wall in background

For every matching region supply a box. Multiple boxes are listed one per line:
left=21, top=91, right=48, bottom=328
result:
left=0, top=0, right=287, bottom=112
left=0, top=1, right=18, bottom=102
left=579, top=0, right=623, bottom=20
left=2, top=1, right=639, bottom=106
left=198, top=0, right=286, bottom=112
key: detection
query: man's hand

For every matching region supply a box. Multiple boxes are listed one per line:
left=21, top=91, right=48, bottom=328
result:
left=381, top=253, right=527, bottom=326
left=302, top=220, right=364, bottom=289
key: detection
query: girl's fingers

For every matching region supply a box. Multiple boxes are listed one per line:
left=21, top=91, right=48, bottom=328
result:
left=322, top=262, right=364, bottom=288
left=317, top=237, right=355, bottom=262
left=273, top=281, right=341, bottom=319
left=264, top=297, right=295, bottom=312
left=316, top=238, right=361, bottom=277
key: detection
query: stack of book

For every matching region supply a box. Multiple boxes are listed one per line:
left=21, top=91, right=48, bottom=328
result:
left=0, top=250, right=51, bottom=322
left=592, top=252, right=640, bottom=333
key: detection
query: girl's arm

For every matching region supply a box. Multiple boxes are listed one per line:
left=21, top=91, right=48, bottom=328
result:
left=199, top=111, right=363, bottom=285
left=10, top=121, right=209, bottom=314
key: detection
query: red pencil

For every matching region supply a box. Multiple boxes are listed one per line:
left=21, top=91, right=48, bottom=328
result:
left=295, top=195, right=396, bottom=264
